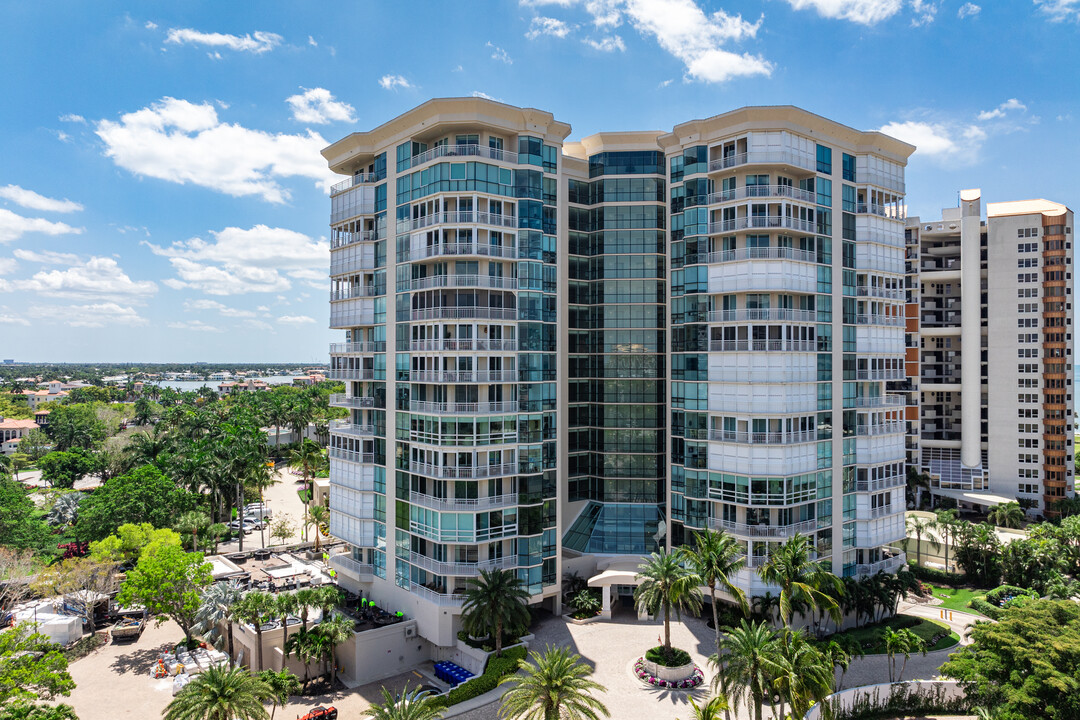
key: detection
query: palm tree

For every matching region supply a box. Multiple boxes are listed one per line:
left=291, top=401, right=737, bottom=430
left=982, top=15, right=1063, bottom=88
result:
left=757, top=534, right=842, bottom=628
left=306, top=504, right=330, bottom=552
left=710, top=620, right=777, bottom=720
left=462, top=569, right=530, bottom=657
left=274, top=592, right=300, bottom=657
left=497, top=645, right=609, bottom=720
left=766, top=630, right=834, bottom=720
left=677, top=528, right=748, bottom=650
left=313, top=613, right=353, bottom=688
left=310, top=584, right=342, bottom=625
left=290, top=440, right=325, bottom=542
left=176, top=511, right=212, bottom=551
left=821, top=637, right=861, bottom=691
left=905, top=514, right=940, bottom=567
left=362, top=684, right=445, bottom=720
left=193, top=581, right=244, bottom=665
left=987, top=501, right=1025, bottom=529
left=255, top=669, right=301, bottom=720
left=293, top=587, right=317, bottom=630
left=284, top=628, right=325, bottom=692
left=163, top=664, right=271, bottom=720
left=680, top=696, right=729, bottom=720
left=633, top=550, right=702, bottom=660
left=234, top=591, right=277, bottom=671
left=882, top=627, right=926, bottom=683
left=46, top=492, right=84, bottom=527
left=126, top=426, right=172, bottom=467
left=751, top=592, right=780, bottom=624
left=932, top=509, right=960, bottom=573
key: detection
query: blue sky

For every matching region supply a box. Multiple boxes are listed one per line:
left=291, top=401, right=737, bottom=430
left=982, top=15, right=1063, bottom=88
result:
left=0, top=0, right=1078, bottom=362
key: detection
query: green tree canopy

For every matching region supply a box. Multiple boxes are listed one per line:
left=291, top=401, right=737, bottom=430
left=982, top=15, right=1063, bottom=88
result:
left=38, top=450, right=94, bottom=490
left=75, top=464, right=199, bottom=542
left=88, top=522, right=182, bottom=564
left=163, top=665, right=271, bottom=720
left=941, top=599, right=1080, bottom=720
left=45, top=404, right=106, bottom=451
left=116, top=543, right=213, bottom=644
left=0, top=477, right=54, bottom=553
left=0, top=623, right=76, bottom=704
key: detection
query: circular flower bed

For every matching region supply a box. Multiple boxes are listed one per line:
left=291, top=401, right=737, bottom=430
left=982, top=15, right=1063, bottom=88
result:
left=634, top=658, right=705, bottom=689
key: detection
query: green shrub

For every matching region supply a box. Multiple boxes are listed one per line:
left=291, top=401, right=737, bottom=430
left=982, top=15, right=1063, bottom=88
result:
left=907, top=561, right=966, bottom=586
left=985, top=584, right=1037, bottom=607
left=829, top=683, right=971, bottom=719
left=443, top=645, right=527, bottom=706
left=456, top=629, right=519, bottom=650
left=644, top=645, right=692, bottom=667
left=968, top=598, right=1002, bottom=620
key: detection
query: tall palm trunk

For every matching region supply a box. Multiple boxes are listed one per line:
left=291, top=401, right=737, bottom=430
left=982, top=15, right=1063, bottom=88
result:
left=237, top=481, right=245, bottom=552
left=495, top=617, right=503, bottom=657
left=255, top=626, right=264, bottom=671
left=227, top=624, right=235, bottom=668
left=663, top=598, right=671, bottom=652
left=708, top=587, right=734, bottom=720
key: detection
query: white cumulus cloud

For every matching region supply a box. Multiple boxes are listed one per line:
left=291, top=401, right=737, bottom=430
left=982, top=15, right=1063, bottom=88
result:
left=286, top=87, right=357, bottom=124
left=487, top=42, right=513, bottom=64
left=167, top=319, right=223, bottom=332
left=957, top=2, right=980, bottom=18
left=878, top=120, right=983, bottom=164
left=585, top=35, right=625, bottom=51
left=59, top=114, right=86, bottom=124
left=0, top=209, right=83, bottom=244
left=1035, top=0, right=1080, bottom=21
left=95, top=97, right=335, bottom=203
left=0, top=185, right=83, bottom=213
left=977, top=98, right=1027, bottom=121
left=278, top=315, right=316, bottom=325
left=378, top=75, right=413, bottom=91
left=0, top=258, right=16, bottom=275
left=28, top=303, right=147, bottom=328
left=6, top=256, right=157, bottom=301
left=782, top=0, right=903, bottom=24
left=12, top=249, right=80, bottom=265
left=165, top=28, right=282, bottom=54
left=182, top=298, right=257, bottom=318
left=526, top=16, right=574, bottom=38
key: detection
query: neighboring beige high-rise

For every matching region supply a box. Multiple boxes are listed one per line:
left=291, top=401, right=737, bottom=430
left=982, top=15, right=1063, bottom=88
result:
left=907, top=193, right=1075, bottom=515
left=321, top=98, right=914, bottom=661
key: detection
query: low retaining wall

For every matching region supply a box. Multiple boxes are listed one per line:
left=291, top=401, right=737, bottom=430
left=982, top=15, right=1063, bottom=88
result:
left=803, top=680, right=965, bottom=720
left=641, top=658, right=697, bottom=682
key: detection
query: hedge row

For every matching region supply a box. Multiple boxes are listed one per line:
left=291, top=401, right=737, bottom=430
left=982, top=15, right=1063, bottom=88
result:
left=985, top=585, right=1037, bottom=607
left=907, top=561, right=966, bottom=585
left=429, top=645, right=527, bottom=709
left=967, top=598, right=1002, bottom=620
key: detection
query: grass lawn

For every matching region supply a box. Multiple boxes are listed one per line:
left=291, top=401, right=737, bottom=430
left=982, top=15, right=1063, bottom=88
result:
left=827, top=615, right=960, bottom=654
left=925, top=584, right=986, bottom=614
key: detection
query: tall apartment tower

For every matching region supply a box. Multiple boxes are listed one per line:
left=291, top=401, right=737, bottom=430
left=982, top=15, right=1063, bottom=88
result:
left=322, top=98, right=914, bottom=646
left=907, top=194, right=1074, bottom=514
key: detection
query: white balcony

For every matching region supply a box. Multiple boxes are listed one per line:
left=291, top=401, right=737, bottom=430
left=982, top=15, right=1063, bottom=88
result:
left=408, top=552, right=516, bottom=576
left=329, top=394, right=375, bottom=409
left=856, top=203, right=905, bottom=222
left=707, top=308, right=816, bottom=323
left=406, top=143, right=518, bottom=169
left=330, top=421, right=376, bottom=437
left=409, top=370, right=517, bottom=383
left=709, top=518, right=818, bottom=539
left=855, top=553, right=906, bottom=576
left=409, top=583, right=466, bottom=607
left=410, top=307, right=517, bottom=322
left=707, top=150, right=816, bottom=173
left=697, top=184, right=817, bottom=206
left=855, top=368, right=905, bottom=380
left=330, top=173, right=384, bottom=196
left=409, top=461, right=517, bottom=479
left=854, top=395, right=905, bottom=409
left=855, top=421, right=905, bottom=437
left=326, top=368, right=375, bottom=381
left=698, top=246, right=817, bottom=265
left=706, top=429, right=818, bottom=445
left=406, top=242, right=518, bottom=262
left=330, top=230, right=381, bottom=249
left=856, top=314, right=905, bottom=327
left=329, top=447, right=377, bottom=465
left=408, top=274, right=518, bottom=291
left=329, top=255, right=378, bottom=276
left=708, top=216, right=817, bottom=234
left=410, top=339, right=517, bottom=353
left=397, top=211, right=517, bottom=234
left=709, top=339, right=817, bottom=353
left=409, top=400, right=518, bottom=415
left=329, top=311, right=377, bottom=328
left=867, top=504, right=900, bottom=520
left=330, top=341, right=385, bottom=354
left=855, top=475, right=905, bottom=492
left=328, top=554, right=374, bottom=582
left=330, top=285, right=383, bottom=301
left=857, top=170, right=905, bottom=194
left=409, top=491, right=519, bottom=512
left=856, top=286, right=905, bottom=300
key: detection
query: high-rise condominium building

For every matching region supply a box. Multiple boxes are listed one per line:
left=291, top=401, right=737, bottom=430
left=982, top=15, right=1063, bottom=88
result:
left=906, top=192, right=1075, bottom=514
left=322, top=98, right=913, bottom=647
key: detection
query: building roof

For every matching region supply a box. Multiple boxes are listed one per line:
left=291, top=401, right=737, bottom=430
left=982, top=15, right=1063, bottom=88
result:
left=987, top=199, right=1071, bottom=218
left=0, top=418, right=39, bottom=430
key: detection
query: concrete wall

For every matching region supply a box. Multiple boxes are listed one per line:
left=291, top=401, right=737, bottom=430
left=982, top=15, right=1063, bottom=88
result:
left=803, top=680, right=965, bottom=720
left=338, top=620, right=432, bottom=686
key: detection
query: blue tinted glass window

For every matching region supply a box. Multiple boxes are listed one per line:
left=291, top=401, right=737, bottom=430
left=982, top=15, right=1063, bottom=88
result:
left=816, top=144, right=833, bottom=175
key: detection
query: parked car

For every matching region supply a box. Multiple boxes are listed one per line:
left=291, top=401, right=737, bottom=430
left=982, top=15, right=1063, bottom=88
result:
left=227, top=519, right=258, bottom=534
left=244, top=503, right=272, bottom=519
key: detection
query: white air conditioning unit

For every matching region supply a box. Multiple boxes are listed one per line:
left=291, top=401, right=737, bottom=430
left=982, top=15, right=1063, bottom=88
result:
left=405, top=625, right=416, bottom=639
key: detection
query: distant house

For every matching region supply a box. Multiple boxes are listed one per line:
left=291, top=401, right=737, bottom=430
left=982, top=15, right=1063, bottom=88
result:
left=208, top=372, right=232, bottom=381
left=34, top=410, right=50, bottom=428
left=292, top=374, right=326, bottom=386
left=1, top=417, right=39, bottom=455
left=218, top=379, right=270, bottom=394
left=23, top=382, right=68, bottom=410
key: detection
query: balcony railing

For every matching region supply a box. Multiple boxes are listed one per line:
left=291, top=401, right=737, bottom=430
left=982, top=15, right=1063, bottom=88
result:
left=409, top=583, right=466, bottom=607
left=410, top=338, right=517, bottom=352
left=410, top=307, right=517, bottom=321
left=408, top=275, right=518, bottom=291
left=855, top=368, right=905, bottom=380
left=330, top=230, right=381, bottom=249
left=856, top=314, right=905, bottom=327
left=409, top=491, right=519, bottom=512
left=409, top=400, right=518, bottom=414
left=698, top=246, right=817, bottom=265
left=707, top=429, right=818, bottom=445
left=330, top=421, right=376, bottom=437
left=693, top=184, right=817, bottom=206
left=709, top=517, right=818, bottom=539
left=868, top=505, right=899, bottom=519
left=856, top=202, right=905, bottom=221
left=707, top=308, right=816, bottom=323
left=329, top=256, right=378, bottom=276
left=853, top=395, right=905, bottom=409
left=330, top=285, right=383, bottom=301
left=406, top=242, right=518, bottom=261
left=329, top=341, right=385, bottom=354
left=707, top=216, right=817, bottom=234
left=329, top=311, right=377, bottom=327
left=328, top=447, right=376, bottom=465
left=408, top=552, right=516, bottom=576
left=855, top=475, right=905, bottom=492
left=328, top=554, right=374, bottom=579
left=855, top=553, right=906, bottom=576
left=330, top=173, right=384, bottom=196
left=326, top=368, right=375, bottom=381
left=856, top=286, right=905, bottom=300
left=409, top=461, right=517, bottom=479
left=707, top=150, right=816, bottom=173
left=409, top=370, right=517, bottom=384
left=708, top=339, right=817, bottom=352
left=856, top=171, right=905, bottom=194
left=329, top=394, right=375, bottom=409
left=397, top=211, right=518, bottom=233
left=406, top=143, right=518, bottom=170
left=855, top=421, right=906, bottom=436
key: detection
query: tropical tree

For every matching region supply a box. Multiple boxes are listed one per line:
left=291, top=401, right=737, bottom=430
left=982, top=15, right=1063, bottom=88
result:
left=284, top=628, right=326, bottom=692
left=882, top=627, right=926, bottom=683
left=0, top=623, right=75, bottom=704
left=680, top=696, right=729, bottom=720
left=569, top=589, right=601, bottom=617
left=766, top=630, right=834, bottom=720
left=462, top=569, right=530, bottom=658
left=932, top=509, right=961, bottom=573
left=255, top=669, right=301, bottom=720
left=821, top=636, right=862, bottom=691
left=757, top=534, right=842, bottom=628
left=313, top=613, right=353, bottom=688
left=274, top=592, right=300, bottom=657
left=987, top=501, right=1025, bottom=529
left=677, top=528, right=748, bottom=653
left=45, top=492, right=83, bottom=528
left=288, top=440, right=325, bottom=540
left=362, top=684, right=444, bottom=720
left=163, top=664, right=271, bottom=720
left=125, top=426, right=171, bottom=468
left=175, top=511, right=212, bottom=552
left=233, top=592, right=278, bottom=671
left=497, top=645, right=609, bottom=720
left=305, top=504, right=330, bottom=552
left=954, top=522, right=1002, bottom=586
left=192, top=580, right=244, bottom=665
left=633, top=549, right=702, bottom=660
left=905, top=514, right=940, bottom=567
left=116, top=544, right=213, bottom=645
left=293, top=587, right=317, bottom=630
left=710, top=620, right=777, bottom=720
